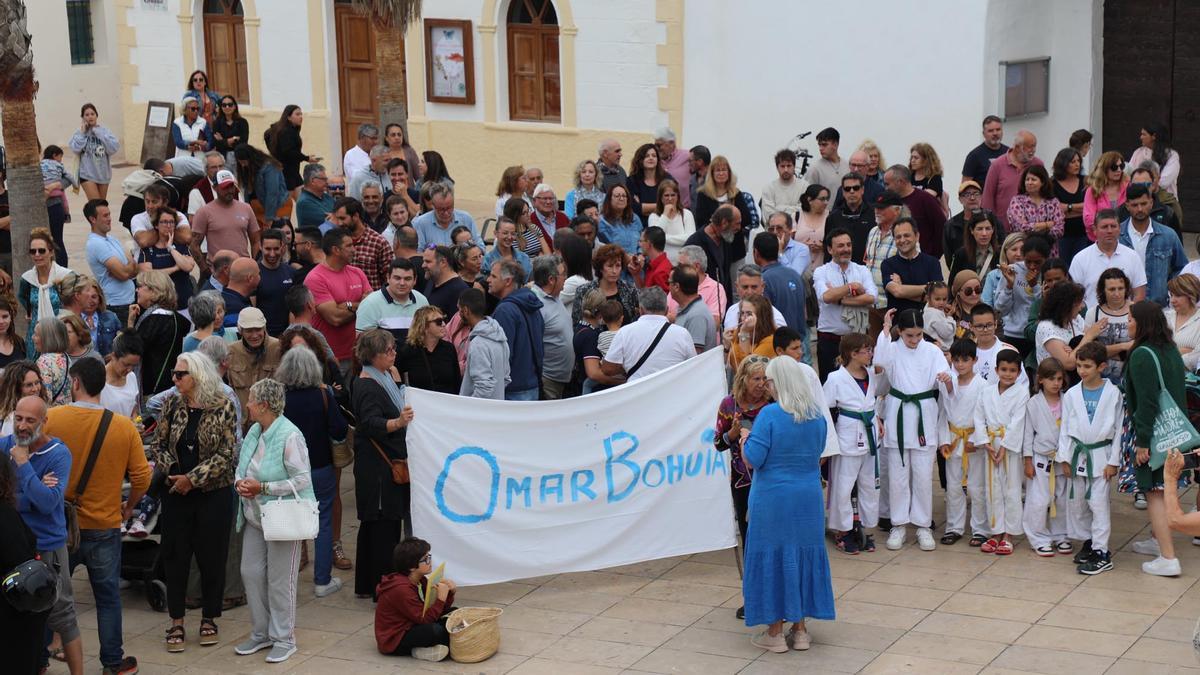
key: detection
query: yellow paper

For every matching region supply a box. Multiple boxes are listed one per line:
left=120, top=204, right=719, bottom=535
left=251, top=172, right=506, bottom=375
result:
left=422, top=562, right=445, bottom=617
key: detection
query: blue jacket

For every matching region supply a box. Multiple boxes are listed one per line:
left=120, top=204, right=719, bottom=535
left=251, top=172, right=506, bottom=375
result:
left=1119, top=217, right=1187, bottom=306
left=492, top=287, right=544, bottom=394
left=482, top=247, right=532, bottom=280
left=0, top=436, right=71, bottom=551
left=78, top=309, right=121, bottom=358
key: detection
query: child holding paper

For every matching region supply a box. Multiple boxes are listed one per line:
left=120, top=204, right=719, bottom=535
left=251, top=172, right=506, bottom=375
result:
left=375, top=538, right=457, bottom=661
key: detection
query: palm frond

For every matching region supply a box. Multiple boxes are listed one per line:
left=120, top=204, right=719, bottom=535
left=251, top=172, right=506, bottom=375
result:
left=350, top=0, right=422, bottom=30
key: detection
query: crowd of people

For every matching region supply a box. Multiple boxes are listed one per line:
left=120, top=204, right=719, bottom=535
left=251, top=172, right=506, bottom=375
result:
left=0, top=67, right=1197, bottom=669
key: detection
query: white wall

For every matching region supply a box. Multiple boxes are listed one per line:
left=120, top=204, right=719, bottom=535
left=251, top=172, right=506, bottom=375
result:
left=982, top=0, right=1101, bottom=164
left=256, top=0, right=314, bottom=110
left=130, top=0, right=187, bottom=106
left=27, top=0, right=123, bottom=155
left=570, top=0, right=665, bottom=132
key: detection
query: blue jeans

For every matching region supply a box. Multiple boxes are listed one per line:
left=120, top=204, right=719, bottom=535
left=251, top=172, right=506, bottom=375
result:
left=506, top=388, right=539, bottom=401
left=69, top=528, right=124, bottom=668
left=312, top=464, right=336, bottom=585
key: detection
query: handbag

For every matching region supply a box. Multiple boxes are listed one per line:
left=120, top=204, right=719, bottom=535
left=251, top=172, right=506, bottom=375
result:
left=321, top=385, right=354, bottom=469
left=64, top=410, right=113, bottom=553
left=259, top=480, right=319, bottom=541
left=1139, top=347, right=1200, bottom=470
left=370, top=438, right=410, bottom=485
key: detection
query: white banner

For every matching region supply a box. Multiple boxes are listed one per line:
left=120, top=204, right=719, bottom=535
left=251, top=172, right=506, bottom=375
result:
left=406, top=348, right=737, bottom=586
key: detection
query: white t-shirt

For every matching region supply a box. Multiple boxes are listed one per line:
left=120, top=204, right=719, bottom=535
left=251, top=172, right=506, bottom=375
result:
left=811, top=261, right=877, bottom=334
left=131, top=210, right=191, bottom=235
left=100, top=372, right=141, bottom=418
left=604, top=315, right=695, bottom=382
left=722, top=301, right=787, bottom=331
left=343, top=145, right=370, bottom=181
left=1068, top=244, right=1147, bottom=307
left=1035, top=316, right=1085, bottom=366
left=1183, top=260, right=1200, bottom=279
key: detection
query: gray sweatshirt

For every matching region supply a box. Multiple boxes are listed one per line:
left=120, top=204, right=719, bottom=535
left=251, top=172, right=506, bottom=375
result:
left=68, top=125, right=121, bottom=183
left=460, top=316, right=511, bottom=399
left=993, top=261, right=1041, bottom=340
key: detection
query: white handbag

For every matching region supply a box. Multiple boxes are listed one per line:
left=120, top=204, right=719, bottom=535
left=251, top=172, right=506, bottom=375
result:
left=259, top=480, right=319, bottom=542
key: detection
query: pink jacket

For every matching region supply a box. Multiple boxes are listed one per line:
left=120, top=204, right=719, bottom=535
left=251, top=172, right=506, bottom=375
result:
left=1083, top=180, right=1127, bottom=241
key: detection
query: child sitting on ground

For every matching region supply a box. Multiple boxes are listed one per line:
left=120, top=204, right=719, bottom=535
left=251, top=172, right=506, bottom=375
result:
left=375, top=537, right=458, bottom=662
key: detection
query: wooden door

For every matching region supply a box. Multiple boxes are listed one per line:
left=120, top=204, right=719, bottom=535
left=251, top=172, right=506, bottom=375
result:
left=506, top=0, right=560, bottom=122
left=203, top=0, right=250, bottom=103
left=335, top=3, right=380, bottom=156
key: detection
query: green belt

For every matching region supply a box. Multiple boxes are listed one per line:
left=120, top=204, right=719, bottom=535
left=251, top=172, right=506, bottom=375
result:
left=1069, top=437, right=1112, bottom=499
left=888, top=387, right=938, bottom=466
left=837, top=407, right=879, bottom=488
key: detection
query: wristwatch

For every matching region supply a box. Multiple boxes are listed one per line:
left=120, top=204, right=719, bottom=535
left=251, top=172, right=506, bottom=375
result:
left=345, top=301, right=355, bottom=312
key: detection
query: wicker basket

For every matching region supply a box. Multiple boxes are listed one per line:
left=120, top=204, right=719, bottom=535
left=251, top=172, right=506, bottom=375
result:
left=446, top=606, right=503, bottom=663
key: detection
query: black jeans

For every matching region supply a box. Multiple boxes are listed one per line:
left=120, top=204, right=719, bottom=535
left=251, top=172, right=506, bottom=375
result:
left=817, top=333, right=842, bottom=383
left=356, top=518, right=405, bottom=598
left=47, top=202, right=67, bottom=267
left=160, top=486, right=233, bottom=620
left=391, top=615, right=452, bottom=655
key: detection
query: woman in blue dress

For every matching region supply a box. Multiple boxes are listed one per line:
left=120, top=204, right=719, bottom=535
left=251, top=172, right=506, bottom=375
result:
left=741, top=356, right=835, bottom=653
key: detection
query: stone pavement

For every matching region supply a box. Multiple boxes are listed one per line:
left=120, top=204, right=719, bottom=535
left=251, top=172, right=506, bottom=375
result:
left=45, top=168, right=1200, bottom=674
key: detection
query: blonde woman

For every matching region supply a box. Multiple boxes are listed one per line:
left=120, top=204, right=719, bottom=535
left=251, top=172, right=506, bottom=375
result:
left=1082, top=151, right=1128, bottom=239
left=857, top=139, right=887, bottom=188
left=564, top=159, right=605, bottom=218
left=909, top=142, right=948, bottom=213
left=1166, top=273, right=1200, bottom=371
left=693, top=155, right=760, bottom=263
left=398, top=305, right=460, bottom=394
left=130, top=269, right=190, bottom=395
left=982, top=231, right=1027, bottom=309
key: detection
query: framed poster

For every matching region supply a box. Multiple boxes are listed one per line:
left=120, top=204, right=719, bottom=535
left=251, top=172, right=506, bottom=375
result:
left=425, top=19, right=475, bottom=105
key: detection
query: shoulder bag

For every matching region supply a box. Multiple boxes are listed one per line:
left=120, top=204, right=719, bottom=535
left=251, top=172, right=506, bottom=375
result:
left=64, top=410, right=114, bottom=553
left=259, top=479, right=319, bottom=541
left=1138, top=346, right=1200, bottom=470
left=626, top=322, right=671, bottom=379
left=370, top=438, right=409, bottom=485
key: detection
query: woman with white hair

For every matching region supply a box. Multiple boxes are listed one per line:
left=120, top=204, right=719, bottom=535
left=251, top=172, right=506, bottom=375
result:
left=741, top=356, right=835, bottom=653
left=232, top=378, right=312, bottom=664
left=33, top=317, right=71, bottom=405
left=172, top=94, right=213, bottom=159
left=154, top=351, right=239, bottom=653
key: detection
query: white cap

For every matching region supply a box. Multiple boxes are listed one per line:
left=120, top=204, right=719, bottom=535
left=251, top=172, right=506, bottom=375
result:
left=215, top=169, right=237, bottom=188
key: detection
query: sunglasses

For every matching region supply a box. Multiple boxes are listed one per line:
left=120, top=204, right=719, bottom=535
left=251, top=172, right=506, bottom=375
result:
left=960, top=286, right=981, bottom=297
left=171, top=370, right=191, bottom=379
left=842, top=185, right=862, bottom=192
left=1110, top=163, right=1125, bottom=171
left=221, top=102, right=236, bottom=108
left=29, top=247, right=48, bottom=255
left=429, top=317, right=446, bottom=326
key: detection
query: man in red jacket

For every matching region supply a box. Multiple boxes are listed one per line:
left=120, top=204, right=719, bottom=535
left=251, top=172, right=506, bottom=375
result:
left=532, top=183, right=570, bottom=249
left=374, top=538, right=457, bottom=661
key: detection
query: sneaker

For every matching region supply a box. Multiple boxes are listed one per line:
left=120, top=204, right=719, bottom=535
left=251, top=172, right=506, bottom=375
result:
left=1134, top=492, right=1148, bottom=510
left=1142, top=556, right=1182, bottom=577
left=1078, top=550, right=1114, bottom=575
left=862, top=534, right=876, bottom=553
left=1072, top=539, right=1094, bottom=565
left=234, top=637, right=273, bottom=656
left=916, top=528, right=936, bottom=551
left=128, top=518, right=149, bottom=538
left=1056, top=541, right=1074, bottom=555
left=1132, top=538, right=1161, bottom=556
left=750, top=630, right=789, bottom=654
left=410, top=644, right=450, bottom=662
left=735, top=606, right=744, bottom=620
left=836, top=532, right=860, bottom=555
left=1035, top=545, right=1055, bottom=557
left=314, top=577, right=343, bottom=598
left=265, top=644, right=297, bottom=663
left=886, top=526, right=906, bottom=550
left=788, top=628, right=811, bottom=651
left=1193, top=537, right=1200, bottom=547
left=100, top=656, right=139, bottom=675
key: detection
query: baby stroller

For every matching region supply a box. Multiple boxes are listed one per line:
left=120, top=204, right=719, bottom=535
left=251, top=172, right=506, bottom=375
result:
left=119, top=416, right=168, bottom=611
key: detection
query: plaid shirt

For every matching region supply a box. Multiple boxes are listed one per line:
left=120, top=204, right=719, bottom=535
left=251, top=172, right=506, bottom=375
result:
left=863, top=226, right=896, bottom=309
left=351, top=226, right=393, bottom=291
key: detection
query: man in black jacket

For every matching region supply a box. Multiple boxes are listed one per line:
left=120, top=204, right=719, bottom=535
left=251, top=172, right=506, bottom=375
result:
left=825, top=172, right=875, bottom=264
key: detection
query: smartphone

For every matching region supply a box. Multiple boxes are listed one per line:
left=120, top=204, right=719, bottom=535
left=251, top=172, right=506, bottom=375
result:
left=1184, top=450, right=1200, bottom=471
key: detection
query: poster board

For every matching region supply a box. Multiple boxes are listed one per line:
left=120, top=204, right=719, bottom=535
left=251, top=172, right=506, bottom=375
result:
left=139, top=101, right=175, bottom=165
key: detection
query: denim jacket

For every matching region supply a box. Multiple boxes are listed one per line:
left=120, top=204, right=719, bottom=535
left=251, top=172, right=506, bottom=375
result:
left=82, top=310, right=122, bottom=358
left=1119, top=217, right=1187, bottom=306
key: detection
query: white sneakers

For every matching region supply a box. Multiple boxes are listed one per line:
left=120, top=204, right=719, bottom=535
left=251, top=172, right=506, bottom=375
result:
left=1131, top=538, right=1162, bottom=556
left=411, top=644, right=450, bottom=662
left=750, top=630, right=789, bottom=653
left=314, top=577, right=343, bottom=598
left=916, top=528, right=936, bottom=551
left=1142, top=556, right=1182, bottom=577
left=788, top=628, right=811, bottom=651
left=886, top=527, right=906, bottom=551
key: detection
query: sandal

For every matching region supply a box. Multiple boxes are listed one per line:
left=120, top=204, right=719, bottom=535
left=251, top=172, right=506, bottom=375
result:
left=1035, top=545, right=1055, bottom=557
left=995, top=540, right=1014, bottom=556
left=940, top=532, right=962, bottom=546
left=968, top=534, right=987, bottom=548
left=222, top=595, right=247, bottom=611
left=980, top=538, right=999, bottom=554
left=199, top=619, right=219, bottom=647
left=165, top=625, right=185, bottom=653
left=50, top=647, right=66, bottom=662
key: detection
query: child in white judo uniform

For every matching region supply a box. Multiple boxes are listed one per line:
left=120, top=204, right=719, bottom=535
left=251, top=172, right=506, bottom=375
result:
left=1056, top=341, right=1122, bottom=575
left=823, top=333, right=881, bottom=554
left=936, top=338, right=987, bottom=546
left=874, top=308, right=953, bottom=551
left=1022, top=356, right=1072, bottom=557
left=970, top=348, right=1028, bottom=555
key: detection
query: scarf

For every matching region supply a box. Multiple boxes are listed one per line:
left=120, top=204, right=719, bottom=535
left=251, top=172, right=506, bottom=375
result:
left=21, top=263, right=71, bottom=322
left=242, top=338, right=266, bottom=364
left=364, top=364, right=405, bottom=412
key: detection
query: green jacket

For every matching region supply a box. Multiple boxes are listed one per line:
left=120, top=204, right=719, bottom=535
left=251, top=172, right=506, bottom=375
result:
left=1124, top=344, right=1188, bottom=448
left=236, top=415, right=314, bottom=531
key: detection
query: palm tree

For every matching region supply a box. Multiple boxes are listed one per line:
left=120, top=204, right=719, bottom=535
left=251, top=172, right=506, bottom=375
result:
left=350, top=0, right=422, bottom=136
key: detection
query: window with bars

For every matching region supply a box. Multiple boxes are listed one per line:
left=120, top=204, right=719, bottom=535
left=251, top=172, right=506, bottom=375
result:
left=66, top=0, right=95, bottom=65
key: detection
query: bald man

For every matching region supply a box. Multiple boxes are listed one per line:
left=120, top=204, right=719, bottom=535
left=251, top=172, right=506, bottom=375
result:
left=221, top=256, right=260, bottom=327
left=982, top=128, right=1043, bottom=228
left=2, top=395, right=84, bottom=674
left=597, top=138, right=627, bottom=192
left=834, top=149, right=884, bottom=209
left=200, top=248, right=239, bottom=293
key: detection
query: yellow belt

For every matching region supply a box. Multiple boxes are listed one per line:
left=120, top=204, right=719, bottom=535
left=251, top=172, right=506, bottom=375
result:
left=985, top=426, right=1006, bottom=529
left=947, top=423, right=974, bottom=487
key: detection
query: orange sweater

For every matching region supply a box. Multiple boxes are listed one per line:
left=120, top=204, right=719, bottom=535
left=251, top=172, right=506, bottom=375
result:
left=47, top=405, right=151, bottom=530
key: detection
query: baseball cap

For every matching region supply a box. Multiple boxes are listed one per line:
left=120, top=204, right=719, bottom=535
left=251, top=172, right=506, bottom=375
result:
left=958, top=180, right=982, bottom=194
left=237, top=307, right=266, bottom=330
left=872, top=190, right=903, bottom=209
left=215, top=169, right=237, bottom=188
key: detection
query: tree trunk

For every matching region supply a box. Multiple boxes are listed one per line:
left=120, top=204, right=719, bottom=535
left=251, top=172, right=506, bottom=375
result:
left=3, top=96, right=45, bottom=284
left=376, top=20, right=409, bottom=136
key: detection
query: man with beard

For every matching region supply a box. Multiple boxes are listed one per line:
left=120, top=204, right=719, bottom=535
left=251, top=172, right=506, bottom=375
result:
left=684, top=203, right=739, bottom=299
left=226, top=307, right=281, bottom=432
left=256, top=229, right=294, bottom=335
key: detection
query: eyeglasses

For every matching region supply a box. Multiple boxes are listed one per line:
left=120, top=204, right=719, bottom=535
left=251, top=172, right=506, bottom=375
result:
left=842, top=185, right=862, bottom=192
left=429, top=317, right=446, bottom=326
left=28, top=247, right=47, bottom=255
left=420, top=553, right=432, bottom=564
left=171, top=370, right=191, bottom=380
left=972, top=322, right=996, bottom=331
left=961, top=190, right=982, bottom=198
left=960, top=286, right=981, bottom=297
left=813, top=196, right=829, bottom=202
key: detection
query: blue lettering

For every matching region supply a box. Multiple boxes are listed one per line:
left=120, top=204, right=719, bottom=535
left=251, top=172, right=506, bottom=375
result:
left=604, top=431, right=641, bottom=503
left=642, top=458, right=666, bottom=488
left=435, top=447, right=500, bottom=523
left=665, top=454, right=685, bottom=484
left=709, top=447, right=728, bottom=476
left=570, top=470, right=596, bottom=502
left=685, top=451, right=704, bottom=476
left=539, top=474, right=565, bottom=504
left=505, top=476, right=531, bottom=509
left=701, top=428, right=716, bottom=446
